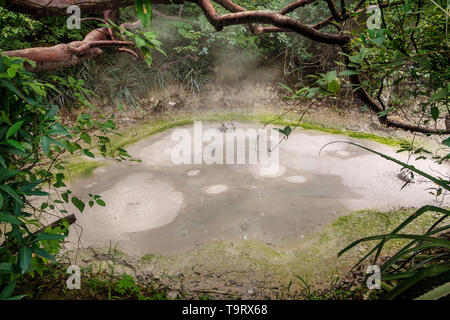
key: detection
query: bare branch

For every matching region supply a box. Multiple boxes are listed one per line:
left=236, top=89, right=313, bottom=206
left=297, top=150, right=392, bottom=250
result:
left=198, top=0, right=350, bottom=45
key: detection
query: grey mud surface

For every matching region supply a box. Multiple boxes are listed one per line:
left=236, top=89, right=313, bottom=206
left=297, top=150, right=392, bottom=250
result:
left=66, top=122, right=449, bottom=256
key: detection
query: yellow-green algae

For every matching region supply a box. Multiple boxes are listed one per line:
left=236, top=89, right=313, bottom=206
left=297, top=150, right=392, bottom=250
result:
left=60, top=156, right=107, bottom=181
left=111, top=112, right=404, bottom=151
left=133, top=207, right=441, bottom=294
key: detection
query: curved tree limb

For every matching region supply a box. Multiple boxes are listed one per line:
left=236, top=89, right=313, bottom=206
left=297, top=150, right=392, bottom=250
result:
left=4, top=0, right=187, bottom=16
left=3, top=9, right=138, bottom=72
left=197, top=0, right=350, bottom=45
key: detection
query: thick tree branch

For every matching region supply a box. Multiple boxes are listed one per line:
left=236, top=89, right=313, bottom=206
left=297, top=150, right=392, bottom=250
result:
left=198, top=0, right=349, bottom=45
left=340, top=0, right=346, bottom=15
left=3, top=9, right=138, bottom=73
left=4, top=0, right=188, bottom=16
left=324, top=0, right=341, bottom=22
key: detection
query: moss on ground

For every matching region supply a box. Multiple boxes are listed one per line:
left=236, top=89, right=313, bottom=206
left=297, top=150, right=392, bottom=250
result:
left=60, top=157, right=106, bottom=181
left=16, top=207, right=444, bottom=300
left=109, top=112, right=404, bottom=152
left=286, top=208, right=438, bottom=280
left=134, top=207, right=442, bottom=299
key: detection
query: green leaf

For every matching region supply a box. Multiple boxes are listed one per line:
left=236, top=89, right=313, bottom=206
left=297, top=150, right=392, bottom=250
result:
left=96, top=199, right=106, bottom=207
left=6, top=121, right=23, bottom=139
left=339, top=206, right=450, bottom=273
left=325, top=70, right=338, bottom=83
left=0, top=184, right=22, bottom=204
left=134, top=35, right=146, bottom=48
left=33, top=248, right=55, bottom=261
left=306, top=87, right=320, bottom=99
left=0, top=155, right=6, bottom=168
left=371, top=30, right=386, bottom=45
left=80, top=132, right=91, bottom=145
left=0, top=79, right=22, bottom=97
left=340, top=70, right=361, bottom=76
left=0, top=212, right=21, bottom=224
left=134, top=0, right=152, bottom=28
left=378, top=108, right=394, bottom=118
left=33, top=233, right=65, bottom=242
left=415, top=282, right=450, bottom=300
left=40, top=136, right=50, bottom=155
left=349, top=55, right=361, bottom=64
left=44, top=105, right=59, bottom=119
left=5, top=294, right=26, bottom=300
left=283, top=126, right=292, bottom=137
left=6, top=139, right=25, bottom=151
left=385, top=264, right=450, bottom=300
left=46, top=123, right=70, bottom=137
left=0, top=280, right=16, bottom=299
left=82, top=149, right=95, bottom=158
left=430, top=106, right=439, bottom=121
left=280, top=83, right=293, bottom=93
left=0, top=169, right=20, bottom=182
left=0, top=263, right=14, bottom=274
left=71, top=196, right=85, bottom=213
left=442, top=137, right=450, bottom=147
left=19, top=246, right=32, bottom=274
left=328, top=79, right=341, bottom=94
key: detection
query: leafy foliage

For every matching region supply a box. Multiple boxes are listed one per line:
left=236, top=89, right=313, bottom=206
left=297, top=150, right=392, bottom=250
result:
left=342, top=0, right=449, bottom=124
left=0, top=54, right=134, bottom=299
left=334, top=142, right=450, bottom=300
left=0, top=8, right=89, bottom=50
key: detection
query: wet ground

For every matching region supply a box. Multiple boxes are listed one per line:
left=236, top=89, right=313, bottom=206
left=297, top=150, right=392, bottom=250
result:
left=66, top=122, right=448, bottom=256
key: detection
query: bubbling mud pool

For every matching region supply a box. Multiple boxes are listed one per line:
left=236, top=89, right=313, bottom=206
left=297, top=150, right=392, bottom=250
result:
left=66, top=122, right=449, bottom=256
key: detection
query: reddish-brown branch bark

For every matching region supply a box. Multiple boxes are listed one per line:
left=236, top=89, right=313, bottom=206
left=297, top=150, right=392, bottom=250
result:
left=325, top=0, right=342, bottom=22
left=4, top=39, right=135, bottom=72
left=3, top=8, right=141, bottom=72
left=5, top=28, right=106, bottom=72
left=198, top=0, right=350, bottom=45
left=4, top=0, right=188, bottom=16
left=3, top=8, right=139, bottom=72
